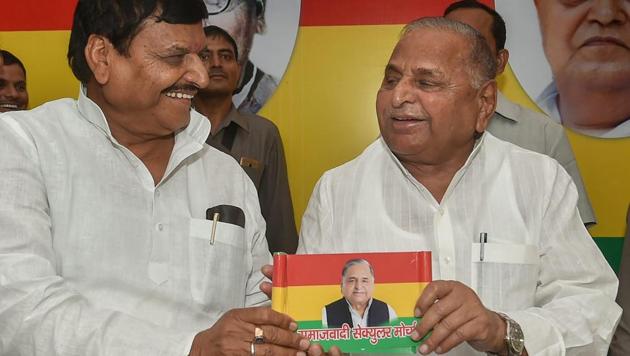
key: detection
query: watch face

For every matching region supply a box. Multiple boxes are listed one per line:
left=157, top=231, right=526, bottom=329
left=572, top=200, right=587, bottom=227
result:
left=508, top=320, right=525, bottom=354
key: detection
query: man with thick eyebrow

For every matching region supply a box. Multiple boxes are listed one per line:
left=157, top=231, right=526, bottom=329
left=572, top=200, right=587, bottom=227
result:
left=0, top=0, right=315, bottom=355
left=299, top=17, right=620, bottom=355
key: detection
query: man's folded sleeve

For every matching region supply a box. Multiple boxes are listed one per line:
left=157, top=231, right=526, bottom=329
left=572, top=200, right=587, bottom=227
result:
left=504, top=163, right=621, bottom=355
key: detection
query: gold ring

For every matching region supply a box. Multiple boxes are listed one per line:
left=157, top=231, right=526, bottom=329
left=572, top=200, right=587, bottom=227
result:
left=254, top=326, right=264, bottom=344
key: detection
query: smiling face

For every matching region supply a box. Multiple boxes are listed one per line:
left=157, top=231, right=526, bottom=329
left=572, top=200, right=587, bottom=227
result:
left=376, top=28, right=494, bottom=166
left=0, top=63, right=28, bottom=112
left=199, top=34, right=241, bottom=96
left=534, top=0, right=630, bottom=91
left=341, top=263, right=375, bottom=310
left=93, top=18, right=209, bottom=139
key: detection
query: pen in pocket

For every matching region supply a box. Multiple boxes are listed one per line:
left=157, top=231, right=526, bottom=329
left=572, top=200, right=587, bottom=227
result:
left=479, top=232, right=487, bottom=261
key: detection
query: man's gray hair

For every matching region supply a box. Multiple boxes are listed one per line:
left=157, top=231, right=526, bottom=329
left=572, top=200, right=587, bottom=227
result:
left=341, top=259, right=375, bottom=280
left=401, top=17, right=496, bottom=89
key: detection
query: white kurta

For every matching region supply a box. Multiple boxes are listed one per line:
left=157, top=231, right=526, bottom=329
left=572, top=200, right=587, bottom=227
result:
left=0, top=88, right=271, bottom=355
left=299, top=134, right=620, bottom=355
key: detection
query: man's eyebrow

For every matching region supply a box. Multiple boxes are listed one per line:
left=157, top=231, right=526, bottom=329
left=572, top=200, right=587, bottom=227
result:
left=164, top=45, right=190, bottom=53
left=217, top=48, right=235, bottom=55
left=384, top=64, right=402, bottom=74
left=411, top=67, right=445, bottom=79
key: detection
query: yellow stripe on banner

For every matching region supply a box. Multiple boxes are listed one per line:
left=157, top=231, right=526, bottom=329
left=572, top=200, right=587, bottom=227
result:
left=272, top=282, right=428, bottom=321
left=259, top=25, right=402, bottom=228
left=1, top=25, right=627, bottom=237
left=566, top=131, right=630, bottom=238
left=0, top=31, right=80, bottom=108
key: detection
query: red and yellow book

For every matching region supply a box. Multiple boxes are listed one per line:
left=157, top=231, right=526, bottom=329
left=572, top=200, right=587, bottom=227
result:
left=272, top=251, right=432, bottom=353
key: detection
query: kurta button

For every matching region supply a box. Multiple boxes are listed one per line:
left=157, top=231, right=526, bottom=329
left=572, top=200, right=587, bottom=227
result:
left=156, top=223, right=164, bottom=231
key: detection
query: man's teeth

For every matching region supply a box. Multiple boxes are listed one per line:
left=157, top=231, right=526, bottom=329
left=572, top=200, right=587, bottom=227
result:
left=0, top=103, right=18, bottom=109
left=165, top=92, right=194, bottom=99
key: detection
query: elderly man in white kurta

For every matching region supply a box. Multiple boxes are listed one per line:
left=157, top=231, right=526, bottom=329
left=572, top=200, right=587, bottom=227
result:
left=299, top=17, right=620, bottom=356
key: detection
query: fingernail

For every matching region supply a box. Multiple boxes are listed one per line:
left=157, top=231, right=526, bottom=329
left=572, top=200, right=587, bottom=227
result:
left=419, top=344, right=429, bottom=354
left=436, top=346, right=443, bottom=354
left=414, top=308, right=422, bottom=317
left=299, top=338, right=310, bottom=350
left=289, top=321, right=298, bottom=331
left=410, top=331, right=420, bottom=340
left=297, top=352, right=306, bottom=356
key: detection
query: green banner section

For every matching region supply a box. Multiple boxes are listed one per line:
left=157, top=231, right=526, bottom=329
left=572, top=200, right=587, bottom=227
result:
left=594, top=236, right=624, bottom=273
left=297, top=317, right=427, bottom=354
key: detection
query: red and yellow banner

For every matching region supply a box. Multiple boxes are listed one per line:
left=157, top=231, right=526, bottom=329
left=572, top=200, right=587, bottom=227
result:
left=1, top=0, right=627, bottom=270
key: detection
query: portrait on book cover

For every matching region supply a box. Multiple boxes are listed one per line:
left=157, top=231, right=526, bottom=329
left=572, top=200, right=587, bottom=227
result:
left=321, top=258, right=398, bottom=328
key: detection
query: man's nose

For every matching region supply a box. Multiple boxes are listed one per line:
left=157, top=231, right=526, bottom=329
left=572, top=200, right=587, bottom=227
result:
left=208, top=53, right=221, bottom=67
left=587, top=0, right=627, bottom=26
left=391, top=78, right=416, bottom=107
left=0, top=85, right=18, bottom=98
left=185, top=54, right=209, bottom=89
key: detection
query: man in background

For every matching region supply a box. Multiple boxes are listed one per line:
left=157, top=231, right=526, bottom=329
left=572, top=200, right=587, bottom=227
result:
left=0, top=49, right=28, bottom=112
left=193, top=25, right=298, bottom=254
left=534, top=0, right=630, bottom=138
left=203, top=0, right=276, bottom=113
left=444, top=0, right=596, bottom=225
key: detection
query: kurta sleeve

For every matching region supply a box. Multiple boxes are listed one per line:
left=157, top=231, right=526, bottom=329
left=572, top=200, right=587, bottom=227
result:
left=503, top=161, right=620, bottom=355
left=297, top=174, right=334, bottom=254
left=243, top=174, right=273, bottom=307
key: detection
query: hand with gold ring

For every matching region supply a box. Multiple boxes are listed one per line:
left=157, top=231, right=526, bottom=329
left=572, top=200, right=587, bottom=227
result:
left=188, top=306, right=311, bottom=356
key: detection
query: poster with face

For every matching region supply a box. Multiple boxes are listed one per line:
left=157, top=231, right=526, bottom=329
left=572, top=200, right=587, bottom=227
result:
left=202, top=0, right=300, bottom=114
left=496, top=0, right=630, bottom=139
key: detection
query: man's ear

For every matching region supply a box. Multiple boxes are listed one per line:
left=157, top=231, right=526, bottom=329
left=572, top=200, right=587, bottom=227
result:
left=496, top=49, right=510, bottom=75
left=256, top=17, right=266, bottom=34
left=475, top=80, right=497, bottom=133
left=84, top=34, right=114, bottom=85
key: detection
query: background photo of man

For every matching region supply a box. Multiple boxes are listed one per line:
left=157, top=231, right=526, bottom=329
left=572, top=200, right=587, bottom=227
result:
left=443, top=0, right=596, bottom=225
left=322, top=259, right=397, bottom=328
left=533, top=0, right=630, bottom=138
left=203, top=0, right=291, bottom=113
left=0, top=50, right=28, bottom=112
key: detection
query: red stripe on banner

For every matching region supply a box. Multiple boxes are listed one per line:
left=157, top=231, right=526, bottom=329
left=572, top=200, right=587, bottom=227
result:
left=300, top=0, right=495, bottom=26
left=273, top=251, right=432, bottom=287
left=1, top=0, right=495, bottom=31
left=0, top=0, right=78, bottom=31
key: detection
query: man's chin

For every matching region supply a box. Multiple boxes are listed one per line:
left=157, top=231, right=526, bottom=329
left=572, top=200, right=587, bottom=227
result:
left=562, top=58, right=630, bottom=89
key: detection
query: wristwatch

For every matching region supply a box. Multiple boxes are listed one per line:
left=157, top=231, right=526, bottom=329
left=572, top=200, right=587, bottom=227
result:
left=498, top=312, right=525, bottom=356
